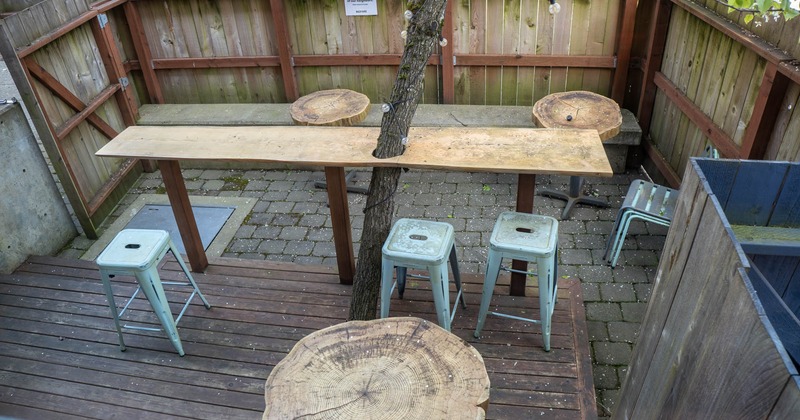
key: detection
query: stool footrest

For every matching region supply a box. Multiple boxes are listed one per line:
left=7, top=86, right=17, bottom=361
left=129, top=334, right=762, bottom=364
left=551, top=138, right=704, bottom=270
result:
left=500, top=265, right=538, bottom=277
left=123, top=324, right=162, bottom=332
left=490, top=311, right=542, bottom=325
left=117, top=286, right=142, bottom=319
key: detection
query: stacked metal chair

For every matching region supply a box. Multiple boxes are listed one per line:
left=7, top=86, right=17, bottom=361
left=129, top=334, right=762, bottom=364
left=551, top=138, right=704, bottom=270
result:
left=604, top=146, right=718, bottom=268
left=602, top=180, right=678, bottom=268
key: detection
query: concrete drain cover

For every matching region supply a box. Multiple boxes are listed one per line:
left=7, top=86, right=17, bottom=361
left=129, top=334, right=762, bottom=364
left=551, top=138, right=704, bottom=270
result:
left=125, top=204, right=235, bottom=254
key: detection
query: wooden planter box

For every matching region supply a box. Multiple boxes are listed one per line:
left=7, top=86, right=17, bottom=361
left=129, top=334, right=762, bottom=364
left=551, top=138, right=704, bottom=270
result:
left=615, top=158, right=800, bottom=419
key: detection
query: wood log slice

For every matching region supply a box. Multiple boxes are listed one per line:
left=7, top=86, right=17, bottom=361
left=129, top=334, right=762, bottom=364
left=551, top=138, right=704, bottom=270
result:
left=264, top=317, right=491, bottom=419
left=532, top=90, right=622, bottom=141
left=290, top=89, right=370, bottom=126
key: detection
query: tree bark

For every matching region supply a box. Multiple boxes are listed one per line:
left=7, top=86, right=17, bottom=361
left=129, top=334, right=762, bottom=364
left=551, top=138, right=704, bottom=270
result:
left=349, top=0, right=448, bottom=321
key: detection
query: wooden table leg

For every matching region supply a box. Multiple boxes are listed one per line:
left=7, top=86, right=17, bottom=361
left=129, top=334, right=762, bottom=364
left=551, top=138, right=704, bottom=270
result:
left=325, top=167, right=355, bottom=284
left=158, top=160, right=208, bottom=272
left=510, top=174, right=536, bottom=296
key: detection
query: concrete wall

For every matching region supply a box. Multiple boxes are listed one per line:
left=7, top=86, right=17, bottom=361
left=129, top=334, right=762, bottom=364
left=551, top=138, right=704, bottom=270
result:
left=0, top=102, right=75, bottom=274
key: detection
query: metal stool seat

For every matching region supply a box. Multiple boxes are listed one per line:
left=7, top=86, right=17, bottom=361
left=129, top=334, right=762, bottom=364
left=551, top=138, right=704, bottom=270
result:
left=474, top=212, right=559, bottom=351
left=96, top=229, right=211, bottom=356
left=603, top=179, right=678, bottom=268
left=380, top=219, right=466, bottom=331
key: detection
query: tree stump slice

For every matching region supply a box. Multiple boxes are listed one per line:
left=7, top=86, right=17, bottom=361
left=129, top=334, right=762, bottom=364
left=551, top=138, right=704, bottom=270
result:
left=290, top=89, right=370, bottom=126
left=263, top=317, right=491, bottom=419
left=532, top=90, right=621, bottom=140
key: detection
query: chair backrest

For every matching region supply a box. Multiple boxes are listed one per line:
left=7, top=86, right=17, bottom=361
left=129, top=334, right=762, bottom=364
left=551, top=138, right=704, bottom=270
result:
left=704, top=145, right=720, bottom=159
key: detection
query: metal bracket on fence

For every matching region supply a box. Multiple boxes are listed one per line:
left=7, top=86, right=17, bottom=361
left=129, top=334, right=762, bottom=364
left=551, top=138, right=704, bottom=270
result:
left=98, top=13, right=109, bottom=29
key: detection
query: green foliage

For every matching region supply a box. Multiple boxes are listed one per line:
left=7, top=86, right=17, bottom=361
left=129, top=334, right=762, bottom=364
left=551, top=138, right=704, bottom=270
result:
left=726, top=0, right=800, bottom=22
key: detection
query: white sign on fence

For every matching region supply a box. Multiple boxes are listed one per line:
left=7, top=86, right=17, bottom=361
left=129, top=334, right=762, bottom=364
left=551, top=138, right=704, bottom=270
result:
left=344, top=0, right=377, bottom=16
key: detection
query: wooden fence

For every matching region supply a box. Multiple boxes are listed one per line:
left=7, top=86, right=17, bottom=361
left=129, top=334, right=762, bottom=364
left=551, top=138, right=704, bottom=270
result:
left=0, top=0, right=635, bottom=237
left=8, top=0, right=800, bottom=236
left=0, top=0, right=143, bottom=238
left=614, top=159, right=800, bottom=418
left=120, top=0, right=627, bottom=105
left=632, top=0, right=800, bottom=187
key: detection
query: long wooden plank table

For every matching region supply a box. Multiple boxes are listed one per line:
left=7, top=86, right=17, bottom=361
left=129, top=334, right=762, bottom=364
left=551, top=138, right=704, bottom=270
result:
left=97, top=125, right=612, bottom=295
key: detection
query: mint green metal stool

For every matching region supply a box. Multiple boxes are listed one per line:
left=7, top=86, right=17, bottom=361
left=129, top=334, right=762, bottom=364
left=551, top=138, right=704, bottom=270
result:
left=473, top=212, right=559, bottom=351
left=96, top=229, right=211, bottom=356
left=380, top=219, right=466, bottom=331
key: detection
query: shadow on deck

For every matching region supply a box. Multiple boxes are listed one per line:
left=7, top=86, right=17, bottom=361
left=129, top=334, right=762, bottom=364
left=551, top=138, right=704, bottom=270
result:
left=0, top=255, right=595, bottom=419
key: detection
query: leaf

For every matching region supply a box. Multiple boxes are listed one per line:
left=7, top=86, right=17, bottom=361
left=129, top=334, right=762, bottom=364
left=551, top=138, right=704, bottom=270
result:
left=782, top=0, right=800, bottom=20
left=729, top=0, right=750, bottom=9
left=744, top=13, right=755, bottom=24
left=482, top=184, right=491, bottom=191
left=756, top=0, right=770, bottom=12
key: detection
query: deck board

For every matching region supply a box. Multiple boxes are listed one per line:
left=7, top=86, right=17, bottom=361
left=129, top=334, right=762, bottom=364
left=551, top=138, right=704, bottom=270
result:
left=0, top=255, right=595, bottom=419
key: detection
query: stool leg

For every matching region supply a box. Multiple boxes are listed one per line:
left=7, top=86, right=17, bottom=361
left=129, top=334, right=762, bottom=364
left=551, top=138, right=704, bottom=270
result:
left=380, top=257, right=395, bottom=318
left=168, top=242, right=211, bottom=309
left=538, top=255, right=556, bottom=352
left=100, top=271, right=126, bottom=352
left=136, top=268, right=185, bottom=356
left=603, top=208, right=626, bottom=261
left=428, top=264, right=451, bottom=331
left=449, top=245, right=467, bottom=309
left=610, top=212, right=637, bottom=268
left=474, top=251, right=502, bottom=338
left=395, top=266, right=407, bottom=299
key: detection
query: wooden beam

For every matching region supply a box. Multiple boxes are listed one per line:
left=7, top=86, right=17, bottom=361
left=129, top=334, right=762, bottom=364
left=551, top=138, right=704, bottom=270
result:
left=123, top=0, right=164, bottom=104
left=612, top=0, right=639, bottom=104
left=642, top=136, right=681, bottom=188
left=637, top=0, right=672, bottom=136
left=778, top=60, right=800, bottom=87
left=55, top=84, right=120, bottom=141
left=456, top=54, right=615, bottom=68
left=511, top=174, right=537, bottom=297
left=269, top=0, right=299, bottom=101
left=653, top=72, right=739, bottom=158
left=740, top=62, right=790, bottom=159
left=90, top=0, right=128, bottom=13
left=442, top=1, right=455, bottom=104
left=86, top=158, right=140, bottom=214
left=324, top=167, right=355, bottom=284
left=16, top=9, right=98, bottom=58
left=134, top=54, right=616, bottom=72
left=158, top=160, right=208, bottom=272
left=152, top=56, right=281, bottom=69
left=25, top=58, right=119, bottom=140
left=90, top=12, right=138, bottom=126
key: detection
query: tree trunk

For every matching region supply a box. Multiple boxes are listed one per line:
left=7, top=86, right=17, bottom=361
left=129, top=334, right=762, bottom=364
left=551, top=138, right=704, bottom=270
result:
left=349, top=0, right=448, bottom=321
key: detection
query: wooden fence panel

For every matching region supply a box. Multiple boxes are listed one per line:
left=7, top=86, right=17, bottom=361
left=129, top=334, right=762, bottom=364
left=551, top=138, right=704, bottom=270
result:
left=767, top=84, right=800, bottom=161
left=615, top=160, right=799, bottom=418
left=0, top=0, right=142, bottom=237
left=124, top=0, right=620, bottom=105
left=646, top=5, right=782, bottom=182
left=451, top=0, right=619, bottom=105
left=136, top=0, right=284, bottom=103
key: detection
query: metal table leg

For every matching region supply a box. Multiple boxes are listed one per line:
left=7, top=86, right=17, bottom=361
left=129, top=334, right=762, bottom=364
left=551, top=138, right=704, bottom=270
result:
left=539, top=176, right=608, bottom=219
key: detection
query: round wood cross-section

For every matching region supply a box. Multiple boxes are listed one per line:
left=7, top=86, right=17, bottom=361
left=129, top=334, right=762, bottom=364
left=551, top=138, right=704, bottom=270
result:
left=290, top=89, right=370, bottom=126
left=532, top=90, right=622, bottom=141
left=263, top=317, right=491, bottom=419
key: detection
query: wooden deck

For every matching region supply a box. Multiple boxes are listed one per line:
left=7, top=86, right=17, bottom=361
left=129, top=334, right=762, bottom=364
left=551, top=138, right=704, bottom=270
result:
left=0, top=256, right=596, bottom=419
